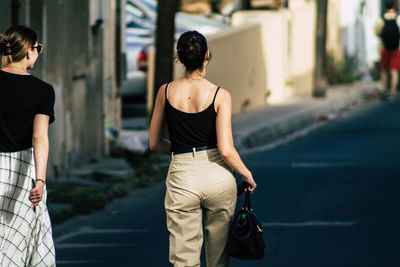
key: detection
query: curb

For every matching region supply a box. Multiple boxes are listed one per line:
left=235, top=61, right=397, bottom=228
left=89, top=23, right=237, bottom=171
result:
left=233, top=82, right=379, bottom=151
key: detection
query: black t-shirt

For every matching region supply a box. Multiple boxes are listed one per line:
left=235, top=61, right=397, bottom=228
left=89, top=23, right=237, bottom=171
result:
left=0, top=70, right=55, bottom=152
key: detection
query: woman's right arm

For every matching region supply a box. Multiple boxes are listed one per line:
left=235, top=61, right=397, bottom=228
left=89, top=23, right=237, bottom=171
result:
left=375, top=18, right=384, bottom=36
left=215, top=89, right=256, bottom=192
left=149, top=84, right=171, bottom=155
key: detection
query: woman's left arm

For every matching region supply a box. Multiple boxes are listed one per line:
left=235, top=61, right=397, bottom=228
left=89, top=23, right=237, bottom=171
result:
left=149, top=84, right=171, bottom=154
left=30, top=114, right=50, bottom=207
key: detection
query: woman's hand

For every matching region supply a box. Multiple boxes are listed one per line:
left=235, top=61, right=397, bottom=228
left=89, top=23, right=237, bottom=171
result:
left=242, top=172, right=257, bottom=193
left=29, top=181, right=44, bottom=207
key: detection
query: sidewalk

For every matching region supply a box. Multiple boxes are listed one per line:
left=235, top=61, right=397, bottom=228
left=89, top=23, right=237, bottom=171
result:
left=120, top=81, right=379, bottom=153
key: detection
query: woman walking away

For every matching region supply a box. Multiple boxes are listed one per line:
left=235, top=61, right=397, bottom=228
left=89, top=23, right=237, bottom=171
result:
left=375, top=0, right=400, bottom=102
left=150, top=30, right=257, bottom=267
left=0, top=25, right=56, bottom=266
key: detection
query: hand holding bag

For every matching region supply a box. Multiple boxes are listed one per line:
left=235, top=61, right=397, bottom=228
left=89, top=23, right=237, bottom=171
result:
left=229, top=190, right=265, bottom=260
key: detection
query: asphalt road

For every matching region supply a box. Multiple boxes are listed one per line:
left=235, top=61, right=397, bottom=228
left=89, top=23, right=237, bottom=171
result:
left=54, top=98, right=400, bottom=267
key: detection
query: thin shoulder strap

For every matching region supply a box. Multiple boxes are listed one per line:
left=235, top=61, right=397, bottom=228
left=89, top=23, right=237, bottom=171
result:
left=201, top=88, right=213, bottom=110
left=165, top=83, right=170, bottom=100
left=212, top=87, right=221, bottom=104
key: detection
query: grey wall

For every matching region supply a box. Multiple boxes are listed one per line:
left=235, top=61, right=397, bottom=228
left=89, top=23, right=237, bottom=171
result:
left=0, top=0, right=11, bottom=33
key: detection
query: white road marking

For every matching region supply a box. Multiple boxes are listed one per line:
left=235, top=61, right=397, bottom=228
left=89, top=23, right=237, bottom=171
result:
left=56, top=260, right=100, bottom=265
left=246, top=162, right=355, bottom=168
left=55, top=227, right=151, bottom=243
left=57, top=243, right=137, bottom=249
left=262, top=221, right=358, bottom=227
left=290, top=162, right=354, bottom=168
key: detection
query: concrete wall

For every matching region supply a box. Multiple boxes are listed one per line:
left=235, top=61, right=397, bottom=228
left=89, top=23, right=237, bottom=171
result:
left=173, top=23, right=269, bottom=114
left=0, top=0, right=121, bottom=177
left=103, top=0, right=122, bottom=153
left=232, top=1, right=316, bottom=100
left=340, top=0, right=380, bottom=71
left=232, top=10, right=291, bottom=103
left=327, top=0, right=344, bottom=63
left=288, top=1, right=316, bottom=96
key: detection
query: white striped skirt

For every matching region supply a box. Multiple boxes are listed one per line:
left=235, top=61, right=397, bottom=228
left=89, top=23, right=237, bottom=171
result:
left=0, top=148, right=55, bottom=267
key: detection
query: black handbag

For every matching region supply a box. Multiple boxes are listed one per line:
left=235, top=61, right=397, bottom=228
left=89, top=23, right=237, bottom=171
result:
left=229, top=191, right=265, bottom=260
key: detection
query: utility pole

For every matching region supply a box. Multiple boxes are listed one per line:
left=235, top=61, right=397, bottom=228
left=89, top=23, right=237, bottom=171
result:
left=240, top=0, right=252, bottom=9
left=314, top=0, right=328, bottom=97
left=153, top=0, right=180, bottom=107
left=115, top=0, right=125, bottom=90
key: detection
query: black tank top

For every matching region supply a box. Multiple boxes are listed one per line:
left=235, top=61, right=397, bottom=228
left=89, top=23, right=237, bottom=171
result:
left=164, top=83, right=220, bottom=153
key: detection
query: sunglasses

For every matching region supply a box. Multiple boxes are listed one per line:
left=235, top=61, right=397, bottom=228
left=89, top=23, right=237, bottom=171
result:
left=32, top=43, right=43, bottom=54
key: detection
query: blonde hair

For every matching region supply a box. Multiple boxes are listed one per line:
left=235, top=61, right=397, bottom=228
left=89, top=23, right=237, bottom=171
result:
left=0, top=25, right=37, bottom=67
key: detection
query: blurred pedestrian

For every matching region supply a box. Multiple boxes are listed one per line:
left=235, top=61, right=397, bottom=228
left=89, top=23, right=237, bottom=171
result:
left=150, top=30, right=256, bottom=267
left=0, top=25, right=55, bottom=266
left=375, top=0, right=400, bottom=102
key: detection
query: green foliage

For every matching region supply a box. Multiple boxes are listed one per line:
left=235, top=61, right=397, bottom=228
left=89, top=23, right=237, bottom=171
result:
left=71, top=187, right=108, bottom=213
left=370, top=61, right=381, bottom=81
left=117, top=150, right=169, bottom=186
left=326, top=54, right=358, bottom=85
left=48, top=184, right=131, bottom=215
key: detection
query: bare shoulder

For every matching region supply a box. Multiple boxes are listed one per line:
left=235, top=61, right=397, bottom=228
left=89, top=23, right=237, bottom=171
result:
left=155, top=83, right=169, bottom=108
left=159, top=83, right=168, bottom=92
left=214, top=88, right=231, bottom=113
left=215, top=88, right=231, bottom=101
left=157, top=83, right=168, bottom=98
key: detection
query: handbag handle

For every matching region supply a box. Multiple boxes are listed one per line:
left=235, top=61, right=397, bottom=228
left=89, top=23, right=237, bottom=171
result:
left=244, top=191, right=252, bottom=210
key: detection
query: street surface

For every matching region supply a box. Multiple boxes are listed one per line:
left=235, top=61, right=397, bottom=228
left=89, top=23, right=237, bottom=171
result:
left=55, top=98, right=400, bottom=266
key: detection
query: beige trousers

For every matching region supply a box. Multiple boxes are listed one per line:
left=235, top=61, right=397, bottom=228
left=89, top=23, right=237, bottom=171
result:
left=165, top=148, right=237, bottom=267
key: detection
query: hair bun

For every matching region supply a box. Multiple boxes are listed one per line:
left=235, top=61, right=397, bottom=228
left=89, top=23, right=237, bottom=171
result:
left=177, top=31, right=208, bottom=73
left=0, top=35, right=12, bottom=55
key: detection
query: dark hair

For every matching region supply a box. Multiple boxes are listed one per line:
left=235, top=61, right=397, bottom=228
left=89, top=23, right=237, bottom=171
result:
left=177, top=31, right=209, bottom=73
left=384, top=0, right=395, bottom=10
left=0, top=25, right=37, bottom=67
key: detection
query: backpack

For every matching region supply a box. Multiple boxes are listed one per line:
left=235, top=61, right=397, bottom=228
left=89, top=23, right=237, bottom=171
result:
left=381, top=16, right=400, bottom=50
